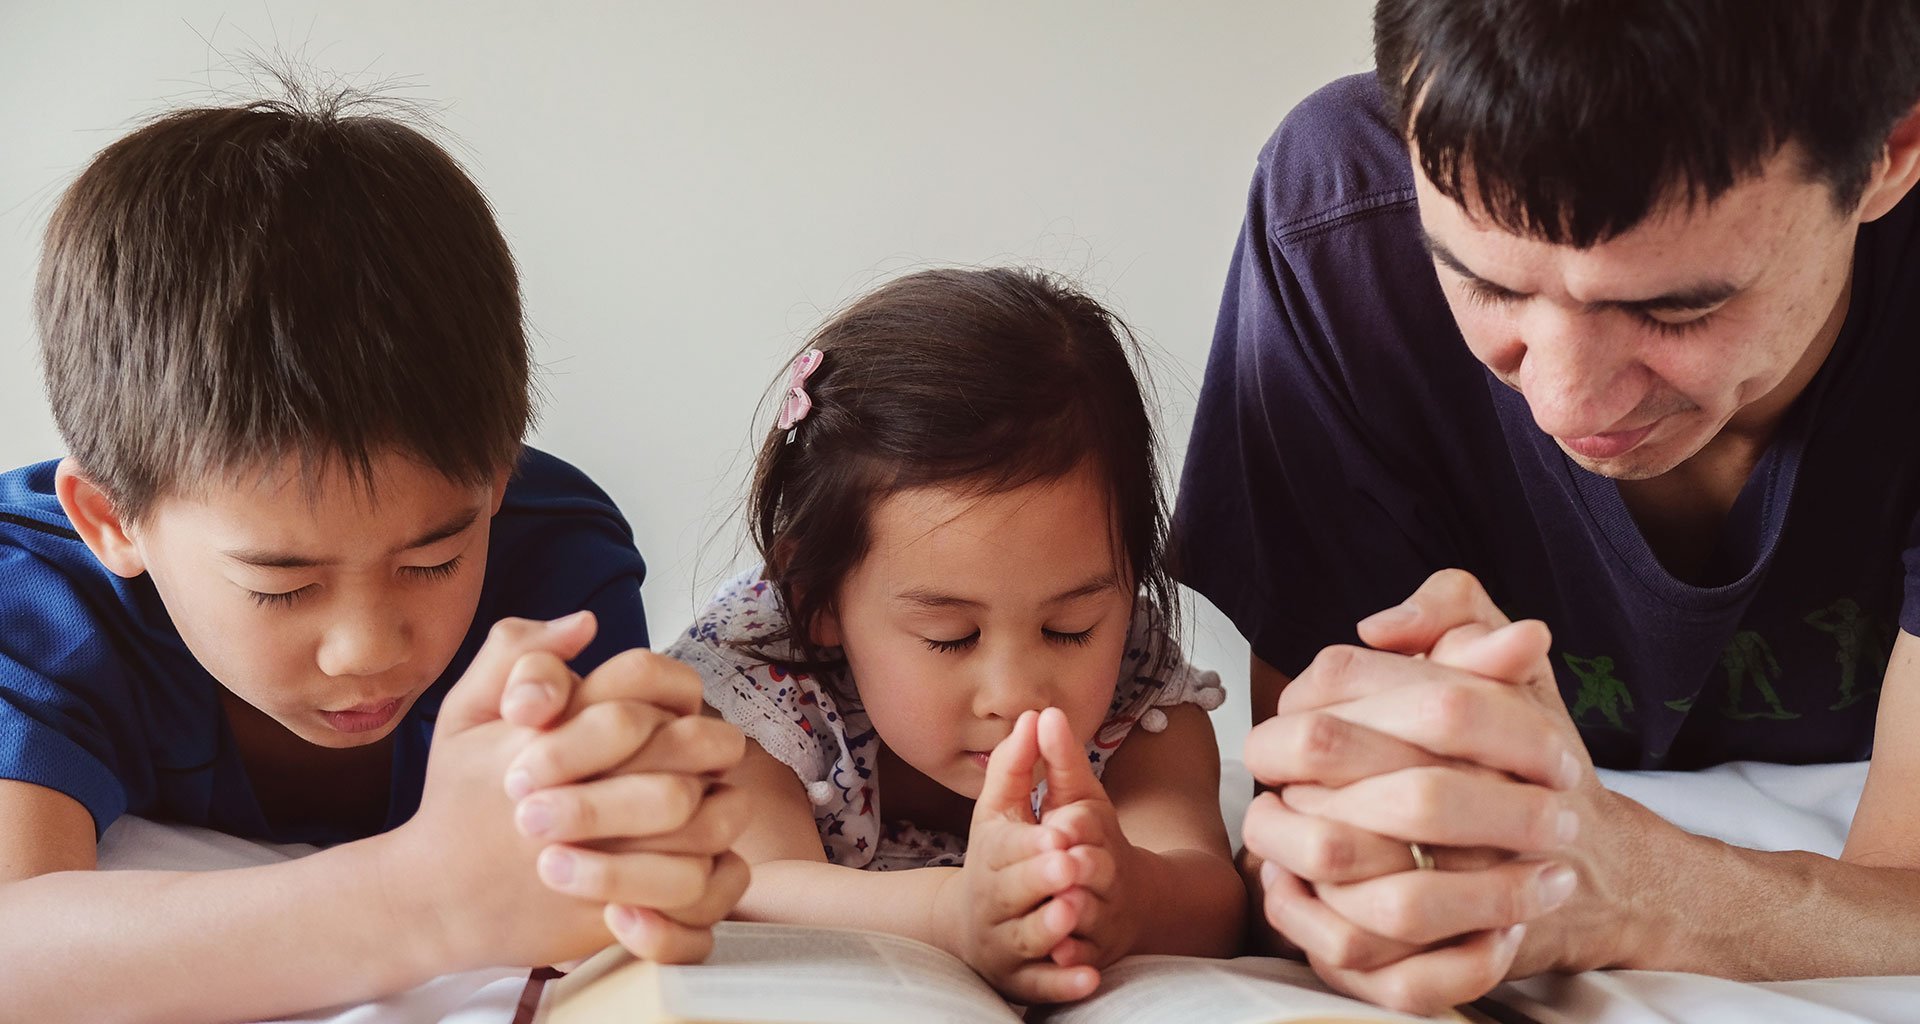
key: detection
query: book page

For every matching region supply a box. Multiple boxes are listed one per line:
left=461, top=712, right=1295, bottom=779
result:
left=547, top=922, right=1022, bottom=1024
left=1032, top=955, right=1445, bottom=1024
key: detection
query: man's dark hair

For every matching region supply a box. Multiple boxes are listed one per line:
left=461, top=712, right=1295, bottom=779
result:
left=1375, top=0, right=1920, bottom=247
left=35, top=89, right=529, bottom=520
left=746, top=266, right=1180, bottom=677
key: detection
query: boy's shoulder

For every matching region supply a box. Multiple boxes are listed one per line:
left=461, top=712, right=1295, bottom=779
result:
left=0, top=459, right=124, bottom=620
left=480, top=447, right=647, bottom=611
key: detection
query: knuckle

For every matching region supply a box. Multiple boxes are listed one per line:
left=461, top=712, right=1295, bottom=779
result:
left=1429, top=567, right=1476, bottom=601
left=1296, top=712, right=1346, bottom=767
left=705, top=719, right=748, bottom=767
left=652, top=854, right=713, bottom=906
left=1375, top=974, right=1425, bottom=1015
left=1405, top=769, right=1451, bottom=818
left=1496, top=877, right=1529, bottom=925
left=1319, top=920, right=1372, bottom=969
left=487, top=617, right=536, bottom=647
left=682, top=716, right=744, bottom=767
left=1308, top=644, right=1363, bottom=680
left=592, top=699, right=657, bottom=747
left=564, top=793, right=597, bottom=836
left=702, top=788, right=749, bottom=847
left=1423, top=684, right=1479, bottom=734
left=596, top=649, right=653, bottom=688
left=642, top=774, right=701, bottom=829
left=1306, top=825, right=1356, bottom=878
left=1368, top=886, right=1420, bottom=941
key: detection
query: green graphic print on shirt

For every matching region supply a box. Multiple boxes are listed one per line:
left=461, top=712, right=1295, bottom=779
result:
left=1563, top=597, right=1899, bottom=732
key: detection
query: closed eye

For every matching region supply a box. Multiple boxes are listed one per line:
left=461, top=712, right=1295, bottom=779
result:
left=923, top=631, right=980, bottom=654
left=404, top=555, right=465, bottom=582
left=1636, top=309, right=1718, bottom=338
left=249, top=585, right=314, bottom=609
left=1460, top=278, right=1524, bottom=309
left=1044, top=627, right=1096, bottom=647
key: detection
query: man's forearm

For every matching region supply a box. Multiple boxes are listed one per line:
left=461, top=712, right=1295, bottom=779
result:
left=0, top=831, right=446, bottom=1023
left=1542, top=790, right=1920, bottom=980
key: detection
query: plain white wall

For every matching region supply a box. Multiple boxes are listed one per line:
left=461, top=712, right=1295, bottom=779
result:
left=0, top=2, right=1376, bottom=759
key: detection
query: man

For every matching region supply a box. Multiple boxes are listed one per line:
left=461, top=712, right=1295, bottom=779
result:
left=1174, top=0, right=1920, bottom=1013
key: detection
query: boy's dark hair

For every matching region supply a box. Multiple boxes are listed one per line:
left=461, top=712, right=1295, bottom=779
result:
left=36, top=90, right=529, bottom=520
left=1375, top=0, right=1920, bottom=247
left=747, top=267, right=1178, bottom=674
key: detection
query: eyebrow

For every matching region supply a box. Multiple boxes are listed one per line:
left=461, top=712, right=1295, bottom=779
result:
left=225, top=507, right=482, bottom=569
left=895, top=572, right=1120, bottom=611
left=1419, top=229, right=1741, bottom=315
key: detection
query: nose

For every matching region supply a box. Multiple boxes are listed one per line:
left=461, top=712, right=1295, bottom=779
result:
left=1509, top=307, right=1644, bottom=438
left=316, top=601, right=411, bottom=679
left=971, top=647, right=1052, bottom=722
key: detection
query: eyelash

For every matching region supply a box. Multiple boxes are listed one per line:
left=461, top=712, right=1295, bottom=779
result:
left=1458, top=281, right=1717, bottom=338
left=921, top=627, right=1096, bottom=654
left=246, top=555, right=465, bottom=609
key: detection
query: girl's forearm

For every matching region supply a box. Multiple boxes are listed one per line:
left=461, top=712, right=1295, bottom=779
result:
left=732, top=859, right=964, bottom=955
left=1127, top=846, right=1247, bottom=958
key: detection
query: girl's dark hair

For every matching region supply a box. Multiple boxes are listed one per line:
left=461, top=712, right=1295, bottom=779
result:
left=1376, top=0, right=1920, bottom=247
left=747, top=267, right=1177, bottom=671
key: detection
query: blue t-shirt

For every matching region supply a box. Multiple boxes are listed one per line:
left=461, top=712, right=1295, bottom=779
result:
left=0, top=448, right=648, bottom=843
left=1173, top=74, right=1920, bottom=770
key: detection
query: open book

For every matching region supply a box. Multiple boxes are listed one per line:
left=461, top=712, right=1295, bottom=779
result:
left=529, top=922, right=1491, bottom=1024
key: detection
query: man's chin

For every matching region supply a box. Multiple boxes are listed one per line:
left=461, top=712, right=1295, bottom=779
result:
left=1558, top=445, right=1679, bottom=481
left=1553, top=427, right=1709, bottom=481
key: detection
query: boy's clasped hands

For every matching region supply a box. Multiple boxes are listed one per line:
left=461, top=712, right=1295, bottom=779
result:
left=946, top=707, right=1143, bottom=1004
left=390, top=610, right=750, bottom=972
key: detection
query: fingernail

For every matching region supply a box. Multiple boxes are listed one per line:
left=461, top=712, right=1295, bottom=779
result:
left=517, top=797, right=554, bottom=838
left=540, top=848, right=576, bottom=887
left=1556, top=808, right=1581, bottom=846
left=1500, top=923, right=1528, bottom=954
left=1259, top=861, right=1281, bottom=889
left=1359, top=602, right=1417, bottom=631
left=1556, top=750, right=1583, bottom=790
left=506, top=768, right=535, bottom=802
left=1537, top=865, right=1577, bottom=910
left=609, top=904, right=640, bottom=933
left=549, top=610, right=590, bottom=632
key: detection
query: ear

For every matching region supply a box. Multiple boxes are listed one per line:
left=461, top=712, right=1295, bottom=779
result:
left=1858, top=99, right=1920, bottom=223
left=809, top=601, right=842, bottom=647
left=489, top=465, right=512, bottom=516
left=54, top=459, right=146, bottom=578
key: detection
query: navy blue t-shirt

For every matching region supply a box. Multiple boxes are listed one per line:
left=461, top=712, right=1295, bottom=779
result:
left=0, top=448, right=649, bottom=843
left=1174, top=75, right=1920, bottom=770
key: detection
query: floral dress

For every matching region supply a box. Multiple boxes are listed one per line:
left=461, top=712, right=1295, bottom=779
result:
left=666, top=568, right=1225, bottom=870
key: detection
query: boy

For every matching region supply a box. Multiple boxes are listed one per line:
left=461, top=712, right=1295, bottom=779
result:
left=0, top=91, right=748, bottom=1019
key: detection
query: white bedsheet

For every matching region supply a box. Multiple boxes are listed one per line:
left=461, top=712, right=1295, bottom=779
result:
left=96, top=759, right=1917, bottom=1023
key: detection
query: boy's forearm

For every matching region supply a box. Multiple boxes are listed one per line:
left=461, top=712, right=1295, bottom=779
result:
left=0, top=831, right=448, bottom=1023
left=1127, top=846, right=1247, bottom=959
left=732, top=859, right=964, bottom=957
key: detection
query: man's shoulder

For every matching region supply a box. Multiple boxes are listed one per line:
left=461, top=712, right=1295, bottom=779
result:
left=1252, top=72, right=1418, bottom=243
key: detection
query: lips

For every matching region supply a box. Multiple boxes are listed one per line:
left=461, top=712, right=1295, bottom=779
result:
left=319, top=697, right=404, bottom=734
left=1559, top=422, right=1656, bottom=460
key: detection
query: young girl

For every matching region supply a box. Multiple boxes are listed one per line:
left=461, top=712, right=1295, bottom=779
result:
left=668, top=267, right=1242, bottom=1003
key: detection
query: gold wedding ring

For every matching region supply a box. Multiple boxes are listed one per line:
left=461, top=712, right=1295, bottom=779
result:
left=1408, top=841, right=1436, bottom=871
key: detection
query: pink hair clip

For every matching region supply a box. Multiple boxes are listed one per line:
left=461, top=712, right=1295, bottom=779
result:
left=776, top=348, right=825, bottom=439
